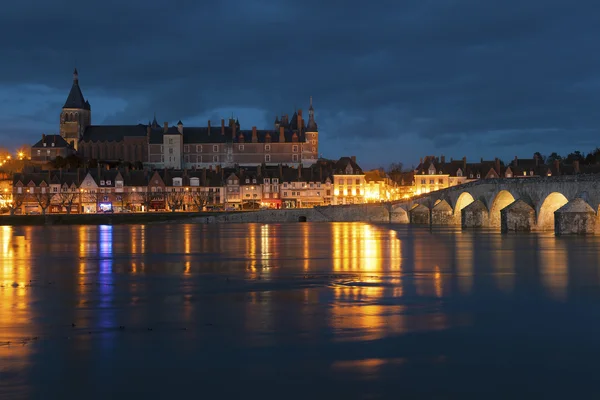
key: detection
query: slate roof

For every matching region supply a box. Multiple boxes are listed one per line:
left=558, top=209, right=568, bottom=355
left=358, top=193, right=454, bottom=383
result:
left=81, top=125, right=148, bottom=142
left=31, top=135, right=72, bottom=149
left=63, top=70, right=89, bottom=109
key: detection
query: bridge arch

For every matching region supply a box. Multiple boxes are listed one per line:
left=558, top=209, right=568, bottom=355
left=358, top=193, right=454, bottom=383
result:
left=489, top=190, right=516, bottom=228
left=454, top=192, right=475, bottom=217
left=537, top=192, right=569, bottom=231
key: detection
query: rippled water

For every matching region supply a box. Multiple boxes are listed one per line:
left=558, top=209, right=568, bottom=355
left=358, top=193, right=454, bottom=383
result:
left=2, top=223, right=600, bottom=399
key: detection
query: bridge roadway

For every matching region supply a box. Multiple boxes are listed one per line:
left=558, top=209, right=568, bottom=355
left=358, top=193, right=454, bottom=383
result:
left=390, top=174, right=600, bottom=235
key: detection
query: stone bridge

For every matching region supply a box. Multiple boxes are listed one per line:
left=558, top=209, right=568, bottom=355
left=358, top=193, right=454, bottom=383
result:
left=390, top=175, right=600, bottom=235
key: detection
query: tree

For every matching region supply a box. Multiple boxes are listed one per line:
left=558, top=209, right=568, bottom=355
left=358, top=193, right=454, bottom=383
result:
left=165, top=191, right=185, bottom=212
left=585, top=148, right=600, bottom=165
left=566, top=151, right=585, bottom=164
left=33, top=191, right=53, bottom=215
left=0, top=191, right=24, bottom=215
left=58, top=191, right=78, bottom=214
left=386, top=162, right=404, bottom=184
left=117, top=191, right=131, bottom=211
left=189, top=189, right=213, bottom=211
left=533, top=152, right=546, bottom=163
left=546, top=152, right=562, bottom=164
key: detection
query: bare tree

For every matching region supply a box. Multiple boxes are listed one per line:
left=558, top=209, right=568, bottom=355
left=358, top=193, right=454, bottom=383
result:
left=34, top=191, right=53, bottom=215
left=117, top=191, right=131, bottom=211
left=1, top=192, right=24, bottom=215
left=166, top=190, right=185, bottom=212
left=58, top=191, right=78, bottom=214
left=189, top=189, right=212, bottom=211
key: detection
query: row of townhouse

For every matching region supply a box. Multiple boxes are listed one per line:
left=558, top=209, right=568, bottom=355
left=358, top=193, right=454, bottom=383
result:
left=413, top=155, right=600, bottom=195
left=2, top=157, right=401, bottom=215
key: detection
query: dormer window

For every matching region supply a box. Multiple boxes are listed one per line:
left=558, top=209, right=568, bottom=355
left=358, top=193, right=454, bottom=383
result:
left=523, top=171, right=527, bottom=176
left=107, top=180, right=111, bottom=185
left=469, top=174, right=473, bottom=179
left=245, top=179, right=250, bottom=184
left=173, top=177, right=182, bottom=187
left=273, top=179, right=278, bottom=184
left=476, top=173, right=480, bottom=179
left=252, top=179, right=256, bottom=184
left=100, top=180, right=105, bottom=186
left=51, top=143, right=55, bottom=147
left=457, top=169, right=462, bottom=177
left=264, top=178, right=270, bottom=184
left=190, top=177, right=199, bottom=187
left=43, top=143, right=46, bottom=147
left=506, top=173, right=513, bottom=178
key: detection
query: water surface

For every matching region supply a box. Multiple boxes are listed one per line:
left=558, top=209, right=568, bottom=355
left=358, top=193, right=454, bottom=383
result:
left=1, top=223, right=600, bottom=399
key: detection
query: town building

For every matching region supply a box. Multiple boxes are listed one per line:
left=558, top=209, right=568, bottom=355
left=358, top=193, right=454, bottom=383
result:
left=30, top=134, right=75, bottom=163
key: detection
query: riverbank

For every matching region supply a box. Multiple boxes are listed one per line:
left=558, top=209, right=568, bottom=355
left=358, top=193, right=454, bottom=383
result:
left=0, top=212, right=230, bottom=226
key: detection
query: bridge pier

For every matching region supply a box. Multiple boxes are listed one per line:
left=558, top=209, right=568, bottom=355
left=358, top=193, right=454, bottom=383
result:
left=501, top=199, right=535, bottom=232
left=554, top=198, right=596, bottom=235
left=431, top=200, right=456, bottom=225
left=410, top=204, right=430, bottom=224
left=461, top=200, right=489, bottom=228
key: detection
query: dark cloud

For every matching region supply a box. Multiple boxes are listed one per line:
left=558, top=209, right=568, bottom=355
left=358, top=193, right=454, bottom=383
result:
left=0, top=0, right=599, bottom=166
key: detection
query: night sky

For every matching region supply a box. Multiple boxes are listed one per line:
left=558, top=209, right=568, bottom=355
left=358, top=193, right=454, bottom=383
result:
left=1, top=0, right=599, bottom=169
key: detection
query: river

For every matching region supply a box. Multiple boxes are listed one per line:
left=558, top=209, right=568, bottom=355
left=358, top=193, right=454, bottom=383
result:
left=1, top=223, right=600, bottom=399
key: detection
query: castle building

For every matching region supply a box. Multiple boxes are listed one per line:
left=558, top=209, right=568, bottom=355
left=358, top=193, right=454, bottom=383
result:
left=53, top=70, right=319, bottom=168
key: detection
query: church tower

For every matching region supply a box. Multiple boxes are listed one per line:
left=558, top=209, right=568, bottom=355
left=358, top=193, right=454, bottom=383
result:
left=305, top=96, right=319, bottom=162
left=60, top=68, right=91, bottom=151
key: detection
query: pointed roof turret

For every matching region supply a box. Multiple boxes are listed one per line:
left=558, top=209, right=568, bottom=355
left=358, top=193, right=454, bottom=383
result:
left=307, top=96, right=318, bottom=131
left=289, top=111, right=298, bottom=130
left=275, top=116, right=280, bottom=124
left=151, top=113, right=159, bottom=128
left=236, top=118, right=240, bottom=129
left=63, top=68, right=87, bottom=109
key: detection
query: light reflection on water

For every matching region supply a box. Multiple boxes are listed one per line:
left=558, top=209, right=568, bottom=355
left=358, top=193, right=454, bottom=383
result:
left=1, top=223, right=600, bottom=398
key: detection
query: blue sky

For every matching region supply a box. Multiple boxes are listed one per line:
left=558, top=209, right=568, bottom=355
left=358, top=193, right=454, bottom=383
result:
left=1, top=0, right=600, bottom=169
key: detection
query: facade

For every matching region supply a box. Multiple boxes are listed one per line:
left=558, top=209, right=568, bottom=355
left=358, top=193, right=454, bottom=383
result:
left=30, top=134, right=75, bottom=163
left=332, top=157, right=366, bottom=205
left=48, top=70, right=319, bottom=168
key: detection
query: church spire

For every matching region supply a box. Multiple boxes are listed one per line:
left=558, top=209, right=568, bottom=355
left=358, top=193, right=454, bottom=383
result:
left=307, top=96, right=318, bottom=131
left=63, top=68, right=86, bottom=109
left=73, top=68, right=79, bottom=83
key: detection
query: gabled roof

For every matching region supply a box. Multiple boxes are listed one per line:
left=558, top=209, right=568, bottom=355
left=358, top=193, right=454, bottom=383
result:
left=31, top=135, right=72, bottom=149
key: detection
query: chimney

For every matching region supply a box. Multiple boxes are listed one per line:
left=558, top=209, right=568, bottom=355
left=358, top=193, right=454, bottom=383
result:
left=573, top=160, right=580, bottom=173
left=42, top=133, right=46, bottom=142
left=534, top=153, right=539, bottom=166
left=279, top=163, right=283, bottom=178
left=351, top=155, right=356, bottom=164
left=554, top=159, right=560, bottom=175
left=232, top=120, right=237, bottom=140
left=298, top=164, right=302, bottom=178
left=297, top=110, right=302, bottom=130
left=495, top=157, right=500, bottom=174
left=514, top=156, right=518, bottom=166
left=202, top=167, right=207, bottom=185
left=163, top=122, right=168, bottom=133
left=252, top=126, right=258, bottom=143
left=441, top=155, right=445, bottom=164
left=177, top=121, right=183, bottom=134
left=419, top=157, right=423, bottom=164
left=221, top=119, right=225, bottom=135
left=462, top=156, right=467, bottom=172
left=207, top=120, right=211, bottom=134
left=106, top=163, right=110, bottom=171
left=480, top=157, right=483, bottom=163
left=279, top=126, right=285, bottom=142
